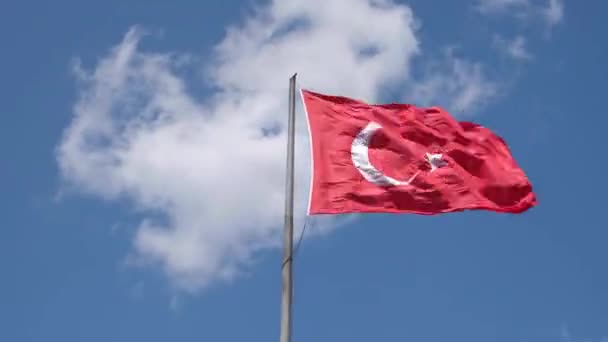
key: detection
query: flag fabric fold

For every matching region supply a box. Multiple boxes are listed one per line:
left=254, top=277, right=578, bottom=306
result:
left=301, top=89, right=537, bottom=215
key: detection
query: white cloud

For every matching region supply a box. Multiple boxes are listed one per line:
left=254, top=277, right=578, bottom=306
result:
left=560, top=324, right=608, bottom=342
left=494, top=35, right=533, bottom=60
left=406, top=49, right=497, bottom=115
left=561, top=324, right=572, bottom=342
left=475, top=0, right=530, bottom=13
left=57, top=0, right=421, bottom=292
left=542, top=0, right=564, bottom=27
left=475, top=0, right=564, bottom=30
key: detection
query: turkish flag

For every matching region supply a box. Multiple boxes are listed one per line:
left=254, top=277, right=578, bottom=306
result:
left=301, top=89, right=537, bottom=215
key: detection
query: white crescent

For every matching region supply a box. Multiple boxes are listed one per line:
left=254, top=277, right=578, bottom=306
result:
left=351, top=122, right=420, bottom=186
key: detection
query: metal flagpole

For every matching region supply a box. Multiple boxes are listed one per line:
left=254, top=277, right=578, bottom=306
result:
left=280, top=73, right=297, bottom=342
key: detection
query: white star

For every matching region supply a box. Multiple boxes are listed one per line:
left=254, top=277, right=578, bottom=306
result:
left=425, top=152, right=447, bottom=172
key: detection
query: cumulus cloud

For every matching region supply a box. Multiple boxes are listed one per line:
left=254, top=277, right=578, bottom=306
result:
left=494, top=35, right=533, bottom=60
left=559, top=324, right=608, bottom=342
left=58, top=0, right=508, bottom=293
left=475, top=0, right=530, bottom=13
left=406, top=49, right=497, bottom=115
left=475, top=0, right=564, bottom=29
left=542, top=0, right=564, bottom=28
left=57, top=0, right=421, bottom=292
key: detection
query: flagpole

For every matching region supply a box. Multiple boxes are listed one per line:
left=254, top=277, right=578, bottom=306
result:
left=280, top=73, right=297, bottom=342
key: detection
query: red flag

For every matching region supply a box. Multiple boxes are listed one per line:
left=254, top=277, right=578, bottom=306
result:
left=301, top=89, right=537, bottom=215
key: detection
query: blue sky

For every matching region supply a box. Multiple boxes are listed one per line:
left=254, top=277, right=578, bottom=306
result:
left=2, top=0, right=608, bottom=341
